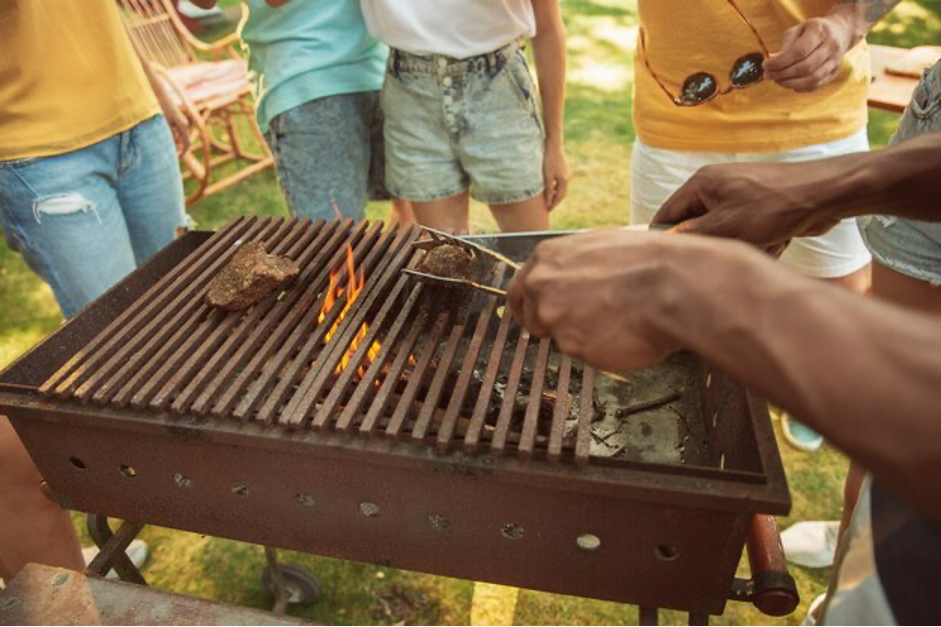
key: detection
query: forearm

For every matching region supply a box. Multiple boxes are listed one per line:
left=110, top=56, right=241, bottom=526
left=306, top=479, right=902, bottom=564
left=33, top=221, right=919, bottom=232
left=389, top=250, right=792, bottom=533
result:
left=818, top=133, right=941, bottom=223
left=531, top=0, right=566, bottom=147
left=826, top=0, right=902, bottom=47
left=659, top=242, right=941, bottom=522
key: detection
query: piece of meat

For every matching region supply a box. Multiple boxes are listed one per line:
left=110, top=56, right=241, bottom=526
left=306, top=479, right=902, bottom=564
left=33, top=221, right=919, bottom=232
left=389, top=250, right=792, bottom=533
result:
left=417, top=244, right=478, bottom=282
left=205, top=242, right=300, bottom=311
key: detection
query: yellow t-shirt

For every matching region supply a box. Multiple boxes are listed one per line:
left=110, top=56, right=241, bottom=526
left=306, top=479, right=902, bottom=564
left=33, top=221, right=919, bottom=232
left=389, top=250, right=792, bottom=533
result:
left=0, top=0, right=160, bottom=160
left=634, top=0, right=870, bottom=152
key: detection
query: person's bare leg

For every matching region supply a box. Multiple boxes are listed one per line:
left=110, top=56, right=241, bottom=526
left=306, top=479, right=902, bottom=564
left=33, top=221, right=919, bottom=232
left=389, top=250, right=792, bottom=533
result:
left=823, top=263, right=871, bottom=295
left=488, top=194, right=550, bottom=233
left=388, top=199, right=416, bottom=226
left=0, top=417, right=83, bottom=581
left=411, top=191, right=471, bottom=235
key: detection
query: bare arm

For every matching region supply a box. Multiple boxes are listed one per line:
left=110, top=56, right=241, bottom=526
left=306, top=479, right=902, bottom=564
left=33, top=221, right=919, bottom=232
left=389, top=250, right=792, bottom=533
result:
left=764, top=0, right=902, bottom=91
left=654, top=132, right=941, bottom=250
left=531, top=0, right=569, bottom=210
left=507, top=230, right=941, bottom=523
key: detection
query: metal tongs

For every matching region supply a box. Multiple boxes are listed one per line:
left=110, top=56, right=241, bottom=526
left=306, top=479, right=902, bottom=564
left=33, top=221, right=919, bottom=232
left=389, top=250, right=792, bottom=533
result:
left=403, top=223, right=678, bottom=298
left=404, top=226, right=518, bottom=298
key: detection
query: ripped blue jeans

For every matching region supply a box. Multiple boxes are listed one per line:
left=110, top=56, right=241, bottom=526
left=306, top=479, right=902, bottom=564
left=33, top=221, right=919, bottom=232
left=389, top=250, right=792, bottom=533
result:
left=0, top=115, right=187, bottom=317
left=858, top=61, right=941, bottom=286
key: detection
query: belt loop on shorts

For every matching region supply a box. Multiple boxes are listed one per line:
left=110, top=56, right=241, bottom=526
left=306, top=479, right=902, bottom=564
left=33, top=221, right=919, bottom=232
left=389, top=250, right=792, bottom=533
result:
left=391, top=48, right=402, bottom=78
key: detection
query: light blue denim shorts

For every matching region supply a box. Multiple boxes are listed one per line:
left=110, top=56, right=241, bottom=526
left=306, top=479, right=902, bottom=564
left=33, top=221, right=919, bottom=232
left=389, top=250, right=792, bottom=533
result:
left=381, top=42, right=545, bottom=205
left=858, top=61, right=941, bottom=286
left=0, top=115, right=186, bottom=318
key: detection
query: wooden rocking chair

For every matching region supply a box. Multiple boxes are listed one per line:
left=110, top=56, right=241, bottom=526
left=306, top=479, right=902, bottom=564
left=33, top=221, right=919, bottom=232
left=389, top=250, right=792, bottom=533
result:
left=119, top=0, right=273, bottom=205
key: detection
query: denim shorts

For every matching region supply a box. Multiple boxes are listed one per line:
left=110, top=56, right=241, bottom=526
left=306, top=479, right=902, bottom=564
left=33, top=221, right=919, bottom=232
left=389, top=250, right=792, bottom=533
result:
left=382, top=42, right=546, bottom=205
left=0, top=115, right=187, bottom=318
left=858, top=61, right=941, bottom=286
left=265, top=91, right=390, bottom=222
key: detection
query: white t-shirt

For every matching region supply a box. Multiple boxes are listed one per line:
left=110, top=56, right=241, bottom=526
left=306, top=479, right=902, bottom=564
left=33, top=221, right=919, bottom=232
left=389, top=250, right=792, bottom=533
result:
left=360, top=0, right=536, bottom=59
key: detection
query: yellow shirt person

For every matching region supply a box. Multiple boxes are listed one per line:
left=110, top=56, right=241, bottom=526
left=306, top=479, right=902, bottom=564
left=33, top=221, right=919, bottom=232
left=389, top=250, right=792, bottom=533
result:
left=0, top=0, right=186, bottom=319
left=633, top=0, right=869, bottom=153
left=629, top=0, right=891, bottom=453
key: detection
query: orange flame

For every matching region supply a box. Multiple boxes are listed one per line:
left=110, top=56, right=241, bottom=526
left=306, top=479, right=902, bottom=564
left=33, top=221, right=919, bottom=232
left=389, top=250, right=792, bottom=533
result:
left=318, top=244, right=381, bottom=377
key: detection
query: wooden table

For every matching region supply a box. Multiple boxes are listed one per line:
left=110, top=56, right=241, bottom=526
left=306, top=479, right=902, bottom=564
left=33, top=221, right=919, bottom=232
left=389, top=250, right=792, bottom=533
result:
left=868, top=44, right=930, bottom=113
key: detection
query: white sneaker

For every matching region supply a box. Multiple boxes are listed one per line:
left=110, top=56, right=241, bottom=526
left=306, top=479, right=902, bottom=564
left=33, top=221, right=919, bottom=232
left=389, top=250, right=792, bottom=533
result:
left=781, top=521, right=840, bottom=568
left=801, top=593, right=828, bottom=626
left=83, top=539, right=149, bottom=579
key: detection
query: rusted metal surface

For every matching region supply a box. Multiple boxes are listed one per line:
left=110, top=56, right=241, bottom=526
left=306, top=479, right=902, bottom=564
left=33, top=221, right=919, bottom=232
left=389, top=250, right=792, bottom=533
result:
left=0, top=564, right=309, bottom=626
left=0, top=219, right=792, bottom=617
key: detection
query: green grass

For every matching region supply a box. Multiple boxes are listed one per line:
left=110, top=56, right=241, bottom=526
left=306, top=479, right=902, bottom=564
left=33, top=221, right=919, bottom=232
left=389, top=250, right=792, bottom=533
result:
left=4, top=1, right=941, bottom=624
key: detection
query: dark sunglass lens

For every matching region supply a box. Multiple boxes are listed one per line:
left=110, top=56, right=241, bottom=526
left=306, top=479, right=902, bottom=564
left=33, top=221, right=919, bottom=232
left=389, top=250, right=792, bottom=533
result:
left=676, top=72, right=718, bottom=106
left=730, top=52, right=765, bottom=87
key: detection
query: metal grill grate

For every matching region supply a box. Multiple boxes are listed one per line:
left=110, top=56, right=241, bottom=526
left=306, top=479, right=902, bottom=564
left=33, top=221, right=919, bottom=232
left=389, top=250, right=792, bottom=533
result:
left=39, top=217, right=598, bottom=463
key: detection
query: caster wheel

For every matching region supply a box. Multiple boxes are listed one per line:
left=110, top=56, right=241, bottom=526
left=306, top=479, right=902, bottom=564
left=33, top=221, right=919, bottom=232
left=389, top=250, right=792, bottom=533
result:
left=262, top=564, right=321, bottom=607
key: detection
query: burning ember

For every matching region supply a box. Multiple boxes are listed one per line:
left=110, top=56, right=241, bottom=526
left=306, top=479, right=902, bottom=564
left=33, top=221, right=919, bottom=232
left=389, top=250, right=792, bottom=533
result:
left=318, top=244, right=381, bottom=377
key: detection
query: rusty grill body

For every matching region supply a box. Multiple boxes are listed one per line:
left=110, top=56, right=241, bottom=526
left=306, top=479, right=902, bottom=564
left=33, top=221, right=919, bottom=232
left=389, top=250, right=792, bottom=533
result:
left=0, top=217, right=789, bottom=617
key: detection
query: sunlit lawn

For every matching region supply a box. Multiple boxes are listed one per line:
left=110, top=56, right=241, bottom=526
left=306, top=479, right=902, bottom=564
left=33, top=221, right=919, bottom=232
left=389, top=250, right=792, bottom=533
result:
left=3, top=0, right=940, bottom=624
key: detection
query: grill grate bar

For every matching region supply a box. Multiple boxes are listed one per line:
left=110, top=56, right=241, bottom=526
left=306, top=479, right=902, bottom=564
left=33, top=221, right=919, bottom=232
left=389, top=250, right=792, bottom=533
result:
left=120, top=218, right=318, bottom=409
left=211, top=222, right=383, bottom=419
left=173, top=220, right=345, bottom=415
left=547, top=356, right=573, bottom=460
left=491, top=330, right=531, bottom=455
left=229, top=224, right=371, bottom=421
left=79, top=218, right=288, bottom=404
left=280, top=225, right=420, bottom=430
left=333, top=279, right=423, bottom=432
left=384, top=309, right=452, bottom=439
left=519, top=337, right=551, bottom=458
left=434, top=286, right=501, bottom=451
left=154, top=218, right=329, bottom=413
left=246, top=222, right=372, bottom=424
left=359, top=302, right=438, bottom=436
left=41, top=217, right=254, bottom=398
left=463, top=310, right=513, bottom=453
left=197, top=220, right=366, bottom=416
left=410, top=313, right=467, bottom=443
left=310, top=228, right=419, bottom=430
left=575, top=366, right=596, bottom=465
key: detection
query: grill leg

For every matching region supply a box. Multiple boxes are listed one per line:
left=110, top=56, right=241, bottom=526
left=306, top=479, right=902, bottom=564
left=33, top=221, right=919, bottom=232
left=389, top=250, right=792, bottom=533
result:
left=688, top=612, right=710, bottom=625
left=85, top=514, right=146, bottom=585
left=264, top=547, right=290, bottom=614
left=639, top=606, right=659, bottom=626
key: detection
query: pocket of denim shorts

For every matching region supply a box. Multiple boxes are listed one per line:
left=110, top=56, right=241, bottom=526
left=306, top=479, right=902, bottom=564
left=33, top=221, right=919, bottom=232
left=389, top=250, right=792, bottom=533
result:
left=503, top=53, right=544, bottom=133
left=504, top=53, right=538, bottom=108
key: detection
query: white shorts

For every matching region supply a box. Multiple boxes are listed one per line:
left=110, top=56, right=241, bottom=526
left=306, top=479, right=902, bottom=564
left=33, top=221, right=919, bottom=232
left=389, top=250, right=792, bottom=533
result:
left=630, top=128, right=873, bottom=279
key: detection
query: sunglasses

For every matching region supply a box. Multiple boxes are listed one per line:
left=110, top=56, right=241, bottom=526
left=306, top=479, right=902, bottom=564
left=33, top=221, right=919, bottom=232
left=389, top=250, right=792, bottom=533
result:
left=639, top=0, right=770, bottom=107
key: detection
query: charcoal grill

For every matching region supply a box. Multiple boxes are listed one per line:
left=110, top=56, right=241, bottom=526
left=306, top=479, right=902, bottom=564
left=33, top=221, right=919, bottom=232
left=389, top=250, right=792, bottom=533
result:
left=0, top=217, right=796, bottom=622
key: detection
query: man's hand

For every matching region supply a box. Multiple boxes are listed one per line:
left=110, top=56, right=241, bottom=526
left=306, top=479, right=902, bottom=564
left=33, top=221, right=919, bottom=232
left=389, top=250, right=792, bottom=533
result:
left=763, top=11, right=858, bottom=92
left=543, top=141, right=570, bottom=211
left=653, top=161, right=846, bottom=252
left=507, top=230, right=713, bottom=371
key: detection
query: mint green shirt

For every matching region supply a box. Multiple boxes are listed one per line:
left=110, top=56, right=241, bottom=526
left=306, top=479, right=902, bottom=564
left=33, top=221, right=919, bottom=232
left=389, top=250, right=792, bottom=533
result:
left=239, top=0, right=387, bottom=133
